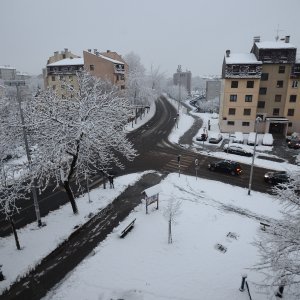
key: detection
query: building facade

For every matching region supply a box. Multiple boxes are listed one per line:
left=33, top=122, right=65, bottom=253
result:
left=173, top=65, right=192, bottom=95
left=220, top=36, right=300, bottom=135
left=44, top=49, right=127, bottom=97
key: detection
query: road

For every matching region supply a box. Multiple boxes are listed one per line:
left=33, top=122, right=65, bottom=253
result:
left=0, top=96, right=273, bottom=237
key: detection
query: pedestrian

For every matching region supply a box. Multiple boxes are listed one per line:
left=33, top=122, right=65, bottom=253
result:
left=108, top=175, right=114, bottom=189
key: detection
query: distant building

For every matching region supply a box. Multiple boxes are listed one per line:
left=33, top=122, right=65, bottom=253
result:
left=43, top=48, right=127, bottom=97
left=173, top=65, right=192, bottom=95
left=220, top=35, right=300, bottom=135
left=0, top=66, right=17, bottom=81
left=206, top=80, right=221, bottom=101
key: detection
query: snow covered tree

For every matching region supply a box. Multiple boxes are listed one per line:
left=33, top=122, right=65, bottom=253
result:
left=28, top=71, right=137, bottom=214
left=163, top=197, right=182, bottom=244
left=0, top=163, right=30, bottom=250
left=165, top=84, right=188, bottom=102
left=253, top=171, right=300, bottom=298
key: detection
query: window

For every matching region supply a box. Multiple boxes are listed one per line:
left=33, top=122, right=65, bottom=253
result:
left=228, top=108, right=236, bottom=115
left=51, top=75, right=55, bottom=81
left=287, top=109, right=295, bottom=116
left=290, top=95, right=297, bottom=102
left=121, top=85, right=125, bottom=90
left=273, top=108, right=280, bottom=116
left=227, top=121, right=235, bottom=126
left=278, top=66, right=285, bottom=73
left=242, top=122, right=250, bottom=126
left=259, top=87, right=267, bottom=95
left=90, top=64, right=95, bottom=71
left=261, top=73, right=269, bottom=81
left=257, top=101, right=265, bottom=108
left=230, top=94, right=237, bottom=102
left=231, top=81, right=238, bottom=88
left=243, top=108, right=251, bottom=116
left=275, top=95, right=282, bottom=102
left=292, top=81, right=298, bottom=88
left=247, top=81, right=254, bottom=88
left=277, top=80, right=283, bottom=88
left=245, top=95, right=253, bottom=102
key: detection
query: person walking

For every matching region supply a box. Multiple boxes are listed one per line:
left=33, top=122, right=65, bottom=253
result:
left=108, top=175, right=114, bottom=189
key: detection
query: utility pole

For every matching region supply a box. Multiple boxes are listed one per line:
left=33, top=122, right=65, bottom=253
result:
left=177, top=65, right=182, bottom=114
left=4, top=80, right=43, bottom=227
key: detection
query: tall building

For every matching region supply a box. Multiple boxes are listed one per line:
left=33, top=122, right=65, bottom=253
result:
left=173, top=65, right=192, bottom=95
left=0, top=66, right=17, bottom=81
left=220, top=36, right=300, bottom=135
left=43, top=48, right=127, bottom=97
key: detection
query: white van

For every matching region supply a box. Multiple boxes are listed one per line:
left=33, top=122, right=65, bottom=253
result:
left=247, top=132, right=259, bottom=146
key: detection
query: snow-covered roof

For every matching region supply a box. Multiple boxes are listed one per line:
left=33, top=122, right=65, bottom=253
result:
left=255, top=41, right=296, bottom=49
left=47, top=58, right=84, bottom=67
left=225, top=53, right=261, bottom=65
left=89, top=52, right=124, bottom=65
left=0, top=65, right=16, bottom=70
left=142, top=184, right=161, bottom=197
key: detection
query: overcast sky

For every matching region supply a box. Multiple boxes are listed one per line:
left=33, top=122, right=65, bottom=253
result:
left=1, top=0, right=300, bottom=77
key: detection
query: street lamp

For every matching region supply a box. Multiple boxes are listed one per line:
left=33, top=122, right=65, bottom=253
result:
left=248, top=116, right=262, bottom=195
left=4, top=80, right=43, bottom=227
left=177, top=65, right=182, bottom=114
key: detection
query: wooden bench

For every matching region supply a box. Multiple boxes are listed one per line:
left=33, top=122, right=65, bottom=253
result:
left=120, top=218, right=136, bottom=238
left=260, top=222, right=270, bottom=231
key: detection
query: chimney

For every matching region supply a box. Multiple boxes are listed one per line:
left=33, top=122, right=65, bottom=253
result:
left=88, top=49, right=92, bottom=53
left=107, top=50, right=110, bottom=53
left=64, top=48, right=68, bottom=53
left=285, top=35, right=290, bottom=43
left=253, top=36, right=260, bottom=43
left=226, top=50, right=230, bottom=57
left=94, top=49, right=98, bottom=54
left=96, top=51, right=100, bottom=56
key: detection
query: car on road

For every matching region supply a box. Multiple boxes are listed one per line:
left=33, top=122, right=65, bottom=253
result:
left=223, top=145, right=253, bottom=157
left=208, top=133, right=223, bottom=144
left=196, top=132, right=208, bottom=141
left=264, top=171, right=289, bottom=184
left=287, top=138, right=300, bottom=149
left=208, top=160, right=242, bottom=175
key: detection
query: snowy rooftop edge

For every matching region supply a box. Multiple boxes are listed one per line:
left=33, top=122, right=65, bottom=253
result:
left=225, top=53, right=262, bottom=65
left=255, top=41, right=296, bottom=49
left=86, top=51, right=124, bottom=65
left=47, top=58, right=84, bottom=67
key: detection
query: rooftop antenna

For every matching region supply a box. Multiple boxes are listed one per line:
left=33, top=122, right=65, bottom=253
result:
left=275, top=24, right=283, bottom=41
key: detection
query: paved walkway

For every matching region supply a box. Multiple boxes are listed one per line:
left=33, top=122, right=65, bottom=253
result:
left=0, top=172, right=165, bottom=300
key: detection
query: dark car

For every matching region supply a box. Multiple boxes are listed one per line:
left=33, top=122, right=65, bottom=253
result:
left=264, top=171, right=289, bottom=184
left=287, top=139, right=300, bottom=149
left=208, top=160, right=242, bottom=176
left=223, top=145, right=253, bottom=157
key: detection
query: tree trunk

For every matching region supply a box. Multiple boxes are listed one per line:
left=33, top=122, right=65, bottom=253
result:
left=9, top=216, right=21, bottom=250
left=63, top=180, right=78, bottom=214
left=168, top=218, right=172, bottom=244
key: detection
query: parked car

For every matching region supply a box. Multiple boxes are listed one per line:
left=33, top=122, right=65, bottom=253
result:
left=264, top=171, right=289, bottom=184
left=247, top=132, right=259, bottom=146
left=287, top=139, right=300, bottom=149
left=223, top=145, right=253, bottom=157
left=232, top=132, right=244, bottom=144
left=196, top=132, right=208, bottom=141
left=208, top=160, right=242, bottom=175
left=208, top=133, right=223, bottom=144
left=262, top=133, right=274, bottom=146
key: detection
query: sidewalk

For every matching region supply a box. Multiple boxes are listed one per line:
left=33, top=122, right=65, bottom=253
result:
left=0, top=172, right=165, bottom=300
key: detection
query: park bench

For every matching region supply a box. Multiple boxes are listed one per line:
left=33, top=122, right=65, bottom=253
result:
left=120, top=218, right=136, bottom=238
left=260, top=222, right=270, bottom=231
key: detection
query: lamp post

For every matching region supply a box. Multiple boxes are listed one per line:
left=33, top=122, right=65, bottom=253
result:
left=177, top=65, right=182, bottom=114
left=4, top=80, right=43, bottom=227
left=248, top=116, right=262, bottom=195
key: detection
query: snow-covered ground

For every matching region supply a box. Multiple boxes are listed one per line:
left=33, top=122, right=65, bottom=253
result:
left=0, top=97, right=299, bottom=299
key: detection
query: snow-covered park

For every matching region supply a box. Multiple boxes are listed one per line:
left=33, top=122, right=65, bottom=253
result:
left=0, top=96, right=299, bottom=299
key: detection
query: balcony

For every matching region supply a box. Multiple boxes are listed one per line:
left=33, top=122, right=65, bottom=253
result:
left=114, top=65, right=125, bottom=74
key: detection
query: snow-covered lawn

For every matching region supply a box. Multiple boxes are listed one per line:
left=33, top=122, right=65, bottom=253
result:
left=43, top=173, right=290, bottom=300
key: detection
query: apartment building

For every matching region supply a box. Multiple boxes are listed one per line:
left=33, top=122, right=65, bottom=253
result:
left=44, top=48, right=127, bottom=97
left=173, top=65, right=192, bottom=95
left=220, top=36, right=300, bottom=135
